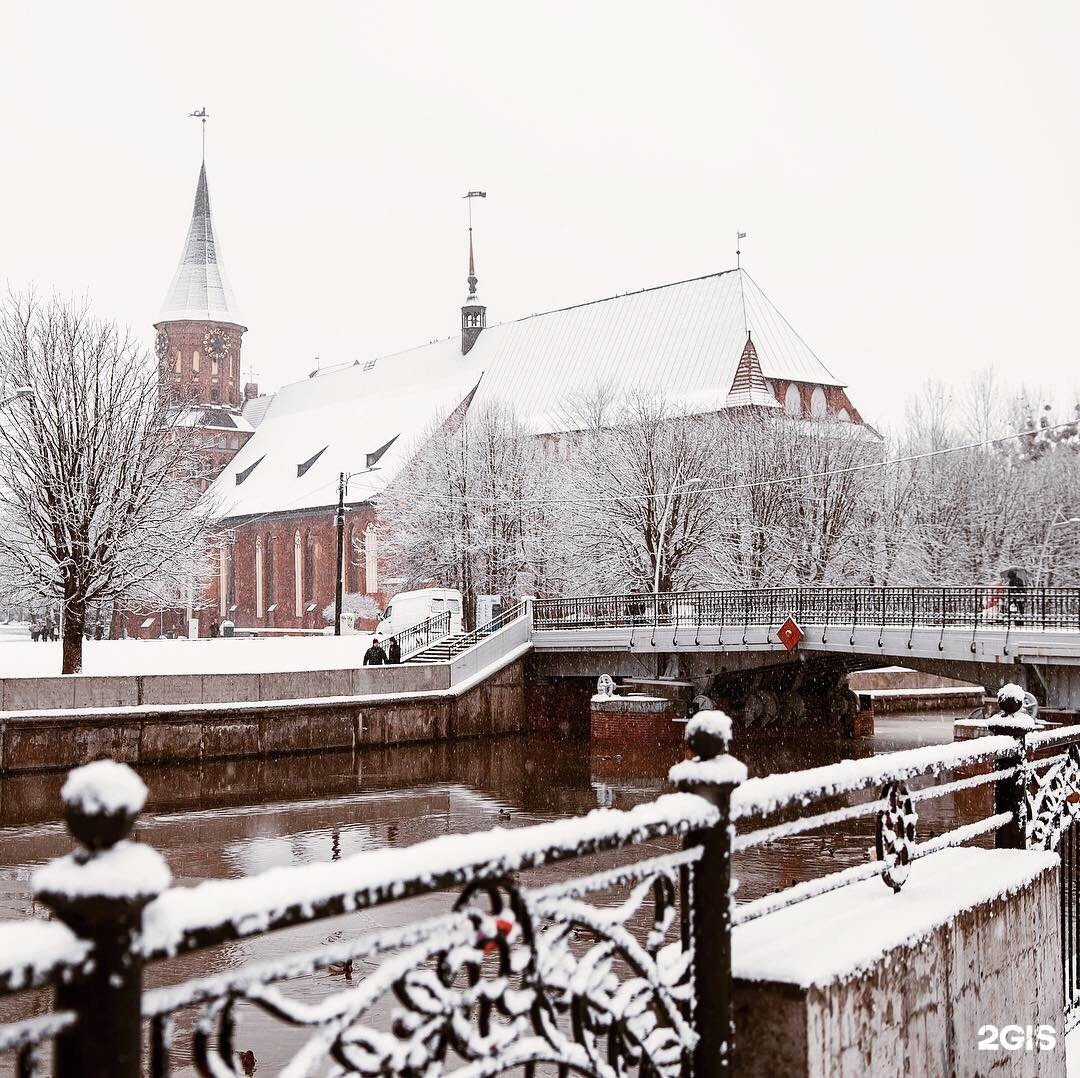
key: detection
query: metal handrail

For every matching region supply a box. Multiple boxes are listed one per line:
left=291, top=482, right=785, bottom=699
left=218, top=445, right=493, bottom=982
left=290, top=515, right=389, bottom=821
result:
left=533, top=586, right=1080, bottom=632
left=395, top=609, right=452, bottom=659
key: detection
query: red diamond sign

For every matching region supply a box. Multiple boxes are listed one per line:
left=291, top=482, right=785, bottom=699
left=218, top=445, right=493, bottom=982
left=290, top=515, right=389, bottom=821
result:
left=777, top=617, right=803, bottom=652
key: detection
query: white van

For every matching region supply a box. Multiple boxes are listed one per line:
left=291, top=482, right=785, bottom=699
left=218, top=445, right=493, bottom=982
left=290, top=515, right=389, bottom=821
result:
left=375, top=588, right=464, bottom=642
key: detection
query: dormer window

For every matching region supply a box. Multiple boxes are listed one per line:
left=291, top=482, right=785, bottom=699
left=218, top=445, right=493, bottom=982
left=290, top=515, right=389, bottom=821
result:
left=366, top=435, right=398, bottom=469
left=297, top=446, right=328, bottom=478
left=236, top=455, right=265, bottom=485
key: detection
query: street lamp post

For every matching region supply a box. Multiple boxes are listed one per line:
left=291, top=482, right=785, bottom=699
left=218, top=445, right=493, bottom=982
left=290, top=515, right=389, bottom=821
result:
left=1035, top=509, right=1080, bottom=588
left=333, top=466, right=380, bottom=635
left=653, top=477, right=703, bottom=595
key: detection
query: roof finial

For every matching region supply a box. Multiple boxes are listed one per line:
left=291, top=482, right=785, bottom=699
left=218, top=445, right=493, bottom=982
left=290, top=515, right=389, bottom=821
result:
left=464, top=190, right=486, bottom=299
left=189, top=108, right=209, bottom=163
left=736, top=230, right=747, bottom=270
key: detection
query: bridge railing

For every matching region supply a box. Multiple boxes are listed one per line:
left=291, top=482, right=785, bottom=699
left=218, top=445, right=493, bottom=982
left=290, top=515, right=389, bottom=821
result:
left=534, top=586, right=1080, bottom=633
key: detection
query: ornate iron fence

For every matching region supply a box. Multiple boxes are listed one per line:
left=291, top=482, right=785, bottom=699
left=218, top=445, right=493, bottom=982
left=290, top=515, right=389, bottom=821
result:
left=1, top=715, right=1074, bottom=1074
left=1021, top=723, right=1080, bottom=1031
left=533, top=586, right=1080, bottom=634
left=0, top=721, right=740, bottom=1077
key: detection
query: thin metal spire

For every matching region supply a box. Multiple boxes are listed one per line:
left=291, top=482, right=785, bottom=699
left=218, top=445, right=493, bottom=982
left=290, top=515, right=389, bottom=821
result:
left=463, top=191, right=486, bottom=298
left=189, top=108, right=209, bottom=162
left=736, top=231, right=749, bottom=335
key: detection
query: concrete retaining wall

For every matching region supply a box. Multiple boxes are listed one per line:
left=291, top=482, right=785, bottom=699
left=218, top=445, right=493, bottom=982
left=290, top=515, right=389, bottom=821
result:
left=732, top=848, right=1064, bottom=1077
left=0, top=664, right=450, bottom=713
left=0, top=660, right=524, bottom=774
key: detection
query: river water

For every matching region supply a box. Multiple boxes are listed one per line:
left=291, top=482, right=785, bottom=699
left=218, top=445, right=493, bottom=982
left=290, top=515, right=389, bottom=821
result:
left=0, top=711, right=981, bottom=1073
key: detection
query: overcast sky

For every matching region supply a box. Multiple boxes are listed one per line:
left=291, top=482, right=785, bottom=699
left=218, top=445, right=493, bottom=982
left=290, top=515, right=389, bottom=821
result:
left=2, top=2, right=1077, bottom=428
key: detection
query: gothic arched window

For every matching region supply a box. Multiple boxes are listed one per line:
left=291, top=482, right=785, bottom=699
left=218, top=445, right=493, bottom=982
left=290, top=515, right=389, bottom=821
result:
left=784, top=383, right=802, bottom=417
left=347, top=524, right=359, bottom=593
left=293, top=531, right=303, bottom=617
left=810, top=386, right=828, bottom=418
left=304, top=533, right=317, bottom=605
left=365, top=525, right=379, bottom=595
left=255, top=538, right=264, bottom=619
left=218, top=543, right=228, bottom=618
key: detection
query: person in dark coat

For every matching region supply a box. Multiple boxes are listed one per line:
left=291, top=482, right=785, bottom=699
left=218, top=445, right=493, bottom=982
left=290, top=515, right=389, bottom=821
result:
left=387, top=636, right=401, bottom=664
left=363, top=639, right=387, bottom=666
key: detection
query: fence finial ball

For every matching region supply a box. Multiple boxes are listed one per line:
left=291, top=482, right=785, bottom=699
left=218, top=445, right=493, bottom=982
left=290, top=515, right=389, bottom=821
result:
left=997, top=682, right=1027, bottom=717
left=60, top=760, right=148, bottom=850
left=685, top=710, right=734, bottom=759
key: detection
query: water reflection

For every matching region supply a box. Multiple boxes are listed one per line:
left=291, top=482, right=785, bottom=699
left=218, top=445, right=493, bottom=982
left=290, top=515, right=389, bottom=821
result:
left=0, top=712, right=974, bottom=1074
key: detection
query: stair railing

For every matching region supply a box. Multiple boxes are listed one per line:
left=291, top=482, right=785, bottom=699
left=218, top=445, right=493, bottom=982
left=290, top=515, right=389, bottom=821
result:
left=396, top=609, right=453, bottom=659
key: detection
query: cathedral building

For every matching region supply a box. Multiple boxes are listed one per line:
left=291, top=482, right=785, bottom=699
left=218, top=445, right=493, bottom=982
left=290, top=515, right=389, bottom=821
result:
left=137, top=160, right=865, bottom=637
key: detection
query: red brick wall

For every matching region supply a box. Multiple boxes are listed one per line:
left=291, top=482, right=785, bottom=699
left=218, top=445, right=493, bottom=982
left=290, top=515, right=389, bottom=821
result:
left=766, top=378, right=863, bottom=424
left=590, top=700, right=679, bottom=743
left=157, top=319, right=246, bottom=409
left=199, top=503, right=385, bottom=635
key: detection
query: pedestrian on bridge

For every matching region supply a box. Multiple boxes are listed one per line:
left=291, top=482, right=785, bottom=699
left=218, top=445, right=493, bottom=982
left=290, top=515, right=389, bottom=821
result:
left=387, top=636, right=401, bottom=664
left=364, top=639, right=387, bottom=666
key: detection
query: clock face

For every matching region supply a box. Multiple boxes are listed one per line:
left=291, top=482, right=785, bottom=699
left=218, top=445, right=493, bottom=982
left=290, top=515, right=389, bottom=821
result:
left=204, top=328, right=231, bottom=361
left=154, top=329, right=169, bottom=361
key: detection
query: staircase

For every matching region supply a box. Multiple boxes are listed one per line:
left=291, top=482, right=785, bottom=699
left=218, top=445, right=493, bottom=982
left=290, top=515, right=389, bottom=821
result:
left=403, top=633, right=472, bottom=664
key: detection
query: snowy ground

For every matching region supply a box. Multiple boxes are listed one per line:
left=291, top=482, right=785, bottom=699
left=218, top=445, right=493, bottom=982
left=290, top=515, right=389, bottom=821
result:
left=0, top=634, right=375, bottom=678
left=1070, top=1026, right=1079, bottom=1076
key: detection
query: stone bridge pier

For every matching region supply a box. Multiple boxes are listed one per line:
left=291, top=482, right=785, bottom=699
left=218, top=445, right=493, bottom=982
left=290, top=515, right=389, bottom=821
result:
left=527, top=649, right=872, bottom=736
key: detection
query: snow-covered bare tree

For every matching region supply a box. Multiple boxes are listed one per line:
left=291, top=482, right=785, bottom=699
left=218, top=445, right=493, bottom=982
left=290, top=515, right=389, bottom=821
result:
left=0, top=293, right=211, bottom=673
left=561, top=391, right=725, bottom=593
left=378, top=403, right=566, bottom=626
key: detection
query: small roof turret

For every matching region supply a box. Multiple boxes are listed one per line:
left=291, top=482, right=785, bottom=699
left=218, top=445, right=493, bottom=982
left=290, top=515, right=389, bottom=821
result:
left=157, top=163, right=243, bottom=326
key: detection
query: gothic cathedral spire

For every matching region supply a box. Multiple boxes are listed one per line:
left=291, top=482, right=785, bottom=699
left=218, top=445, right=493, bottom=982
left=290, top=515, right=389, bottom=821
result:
left=155, top=159, right=247, bottom=409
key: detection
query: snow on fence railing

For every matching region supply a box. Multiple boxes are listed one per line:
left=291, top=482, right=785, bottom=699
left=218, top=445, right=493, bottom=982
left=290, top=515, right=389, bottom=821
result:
left=0, top=721, right=741, bottom=1078
left=3, top=712, right=1076, bottom=1075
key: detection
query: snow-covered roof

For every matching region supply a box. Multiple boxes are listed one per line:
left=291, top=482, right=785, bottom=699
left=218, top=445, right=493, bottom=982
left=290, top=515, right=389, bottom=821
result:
left=157, top=163, right=244, bottom=327
left=209, top=349, right=481, bottom=520
left=171, top=406, right=254, bottom=433
left=240, top=394, right=275, bottom=429
left=206, top=268, right=850, bottom=521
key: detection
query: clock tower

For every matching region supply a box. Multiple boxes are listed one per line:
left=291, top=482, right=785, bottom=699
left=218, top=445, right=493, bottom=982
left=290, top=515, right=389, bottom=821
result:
left=155, top=161, right=246, bottom=408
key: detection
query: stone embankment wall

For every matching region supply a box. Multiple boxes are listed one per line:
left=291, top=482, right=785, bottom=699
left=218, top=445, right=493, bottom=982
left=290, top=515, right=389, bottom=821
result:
left=0, top=660, right=525, bottom=775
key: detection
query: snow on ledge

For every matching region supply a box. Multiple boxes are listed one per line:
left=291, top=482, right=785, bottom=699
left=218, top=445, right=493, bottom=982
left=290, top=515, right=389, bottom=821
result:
left=734, top=846, right=1059, bottom=988
left=0, top=920, right=91, bottom=989
left=34, top=841, right=171, bottom=901
left=61, top=760, right=147, bottom=817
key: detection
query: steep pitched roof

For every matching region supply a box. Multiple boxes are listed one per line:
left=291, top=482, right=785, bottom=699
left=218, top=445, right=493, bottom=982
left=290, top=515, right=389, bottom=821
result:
left=724, top=333, right=780, bottom=409
left=157, top=163, right=243, bottom=326
left=205, top=268, right=850, bottom=521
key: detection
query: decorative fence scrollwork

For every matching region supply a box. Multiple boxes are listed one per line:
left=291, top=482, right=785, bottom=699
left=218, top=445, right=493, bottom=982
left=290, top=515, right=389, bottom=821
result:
left=154, top=853, right=699, bottom=1077
left=875, top=781, right=918, bottom=893
left=1025, top=743, right=1080, bottom=851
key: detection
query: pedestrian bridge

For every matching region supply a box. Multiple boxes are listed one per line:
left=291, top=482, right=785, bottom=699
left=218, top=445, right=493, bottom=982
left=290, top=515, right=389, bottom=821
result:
left=427, top=586, right=1080, bottom=717
left=530, top=586, right=1080, bottom=667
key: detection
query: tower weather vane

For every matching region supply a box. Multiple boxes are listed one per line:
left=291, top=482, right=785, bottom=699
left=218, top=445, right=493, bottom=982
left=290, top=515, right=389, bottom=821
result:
left=463, top=190, right=487, bottom=230
left=736, top=231, right=747, bottom=269
left=189, top=108, right=209, bottom=161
